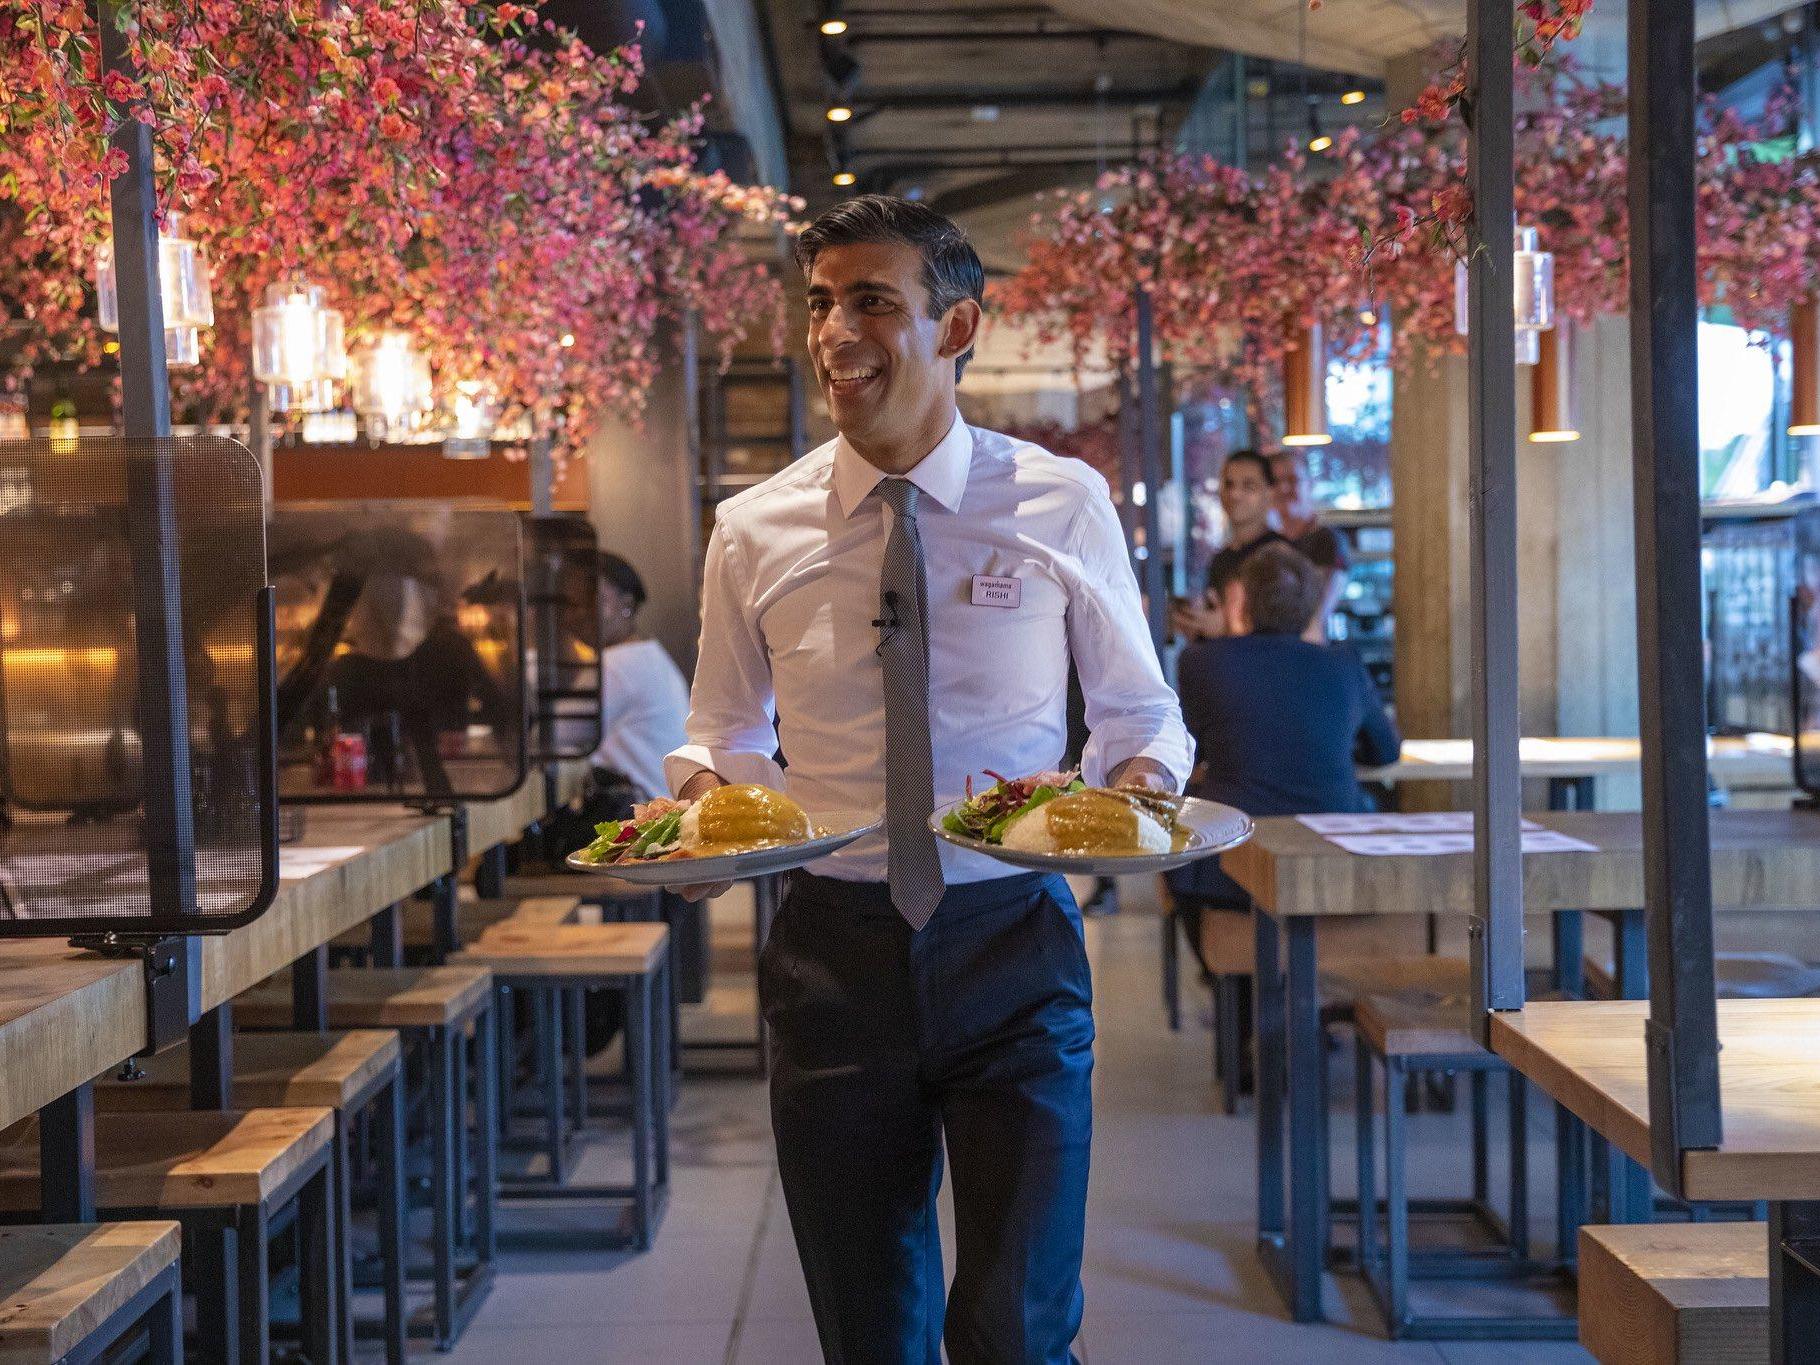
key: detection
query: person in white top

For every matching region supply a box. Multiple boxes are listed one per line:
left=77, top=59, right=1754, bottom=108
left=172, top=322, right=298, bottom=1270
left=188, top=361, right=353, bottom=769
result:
left=667, top=197, right=1190, bottom=1365
left=589, top=551, right=690, bottom=802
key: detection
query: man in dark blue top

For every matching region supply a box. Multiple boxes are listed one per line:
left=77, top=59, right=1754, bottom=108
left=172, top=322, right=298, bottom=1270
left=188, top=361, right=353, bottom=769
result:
left=1169, top=540, right=1401, bottom=916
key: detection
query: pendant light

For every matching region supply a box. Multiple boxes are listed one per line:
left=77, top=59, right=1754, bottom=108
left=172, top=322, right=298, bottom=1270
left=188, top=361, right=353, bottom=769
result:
left=441, top=379, right=500, bottom=460
left=1282, top=320, right=1332, bottom=447
left=252, top=278, right=347, bottom=414
left=349, top=331, right=433, bottom=442
left=95, top=211, right=215, bottom=368
left=1453, top=223, right=1553, bottom=366
left=1790, top=300, right=1820, bottom=437
left=1528, top=320, right=1579, bottom=443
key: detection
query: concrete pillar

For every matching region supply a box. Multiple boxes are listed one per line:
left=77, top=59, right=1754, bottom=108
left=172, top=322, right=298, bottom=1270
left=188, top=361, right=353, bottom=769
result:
left=585, top=345, right=703, bottom=678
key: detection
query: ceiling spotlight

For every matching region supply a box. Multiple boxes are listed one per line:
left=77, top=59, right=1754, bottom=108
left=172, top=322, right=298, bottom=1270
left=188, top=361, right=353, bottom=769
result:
left=833, top=170, right=857, bottom=187
left=820, top=17, right=847, bottom=35
left=559, top=333, right=576, bottom=348
left=1341, top=89, right=1366, bottom=105
left=826, top=104, right=853, bottom=123
left=1359, top=308, right=1378, bottom=326
left=1308, top=133, right=1333, bottom=152
left=1306, top=101, right=1330, bottom=153
left=1247, top=77, right=1270, bottom=99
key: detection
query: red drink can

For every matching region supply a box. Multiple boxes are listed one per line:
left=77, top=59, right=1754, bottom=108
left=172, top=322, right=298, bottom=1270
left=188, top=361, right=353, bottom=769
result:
left=332, top=733, right=368, bottom=791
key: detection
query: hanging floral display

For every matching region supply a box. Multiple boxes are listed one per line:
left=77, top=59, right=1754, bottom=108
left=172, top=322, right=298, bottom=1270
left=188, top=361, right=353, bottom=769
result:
left=999, top=61, right=1820, bottom=402
left=0, top=0, right=797, bottom=466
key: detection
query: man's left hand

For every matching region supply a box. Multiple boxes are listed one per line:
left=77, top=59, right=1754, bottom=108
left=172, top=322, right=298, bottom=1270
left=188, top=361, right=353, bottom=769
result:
left=1105, top=757, right=1175, bottom=793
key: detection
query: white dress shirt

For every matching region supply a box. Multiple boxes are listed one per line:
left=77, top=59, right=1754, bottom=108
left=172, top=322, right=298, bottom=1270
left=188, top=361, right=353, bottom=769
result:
left=591, top=638, right=691, bottom=801
left=665, top=414, right=1192, bottom=883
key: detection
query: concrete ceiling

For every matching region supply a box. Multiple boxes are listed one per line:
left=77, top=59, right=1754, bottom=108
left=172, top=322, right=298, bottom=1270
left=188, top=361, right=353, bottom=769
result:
left=1043, top=0, right=1812, bottom=77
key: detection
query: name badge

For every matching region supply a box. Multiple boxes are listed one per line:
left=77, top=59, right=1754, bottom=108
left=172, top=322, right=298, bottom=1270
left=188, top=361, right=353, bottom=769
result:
left=971, top=574, right=1022, bottom=609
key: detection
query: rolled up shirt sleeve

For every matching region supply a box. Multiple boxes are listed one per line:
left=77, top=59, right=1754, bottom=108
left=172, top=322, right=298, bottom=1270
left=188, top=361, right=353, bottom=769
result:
left=1065, top=488, right=1194, bottom=791
left=663, top=518, right=787, bottom=796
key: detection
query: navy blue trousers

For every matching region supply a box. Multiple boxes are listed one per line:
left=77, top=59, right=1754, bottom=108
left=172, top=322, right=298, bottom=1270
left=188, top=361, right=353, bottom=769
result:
left=762, top=871, right=1094, bottom=1365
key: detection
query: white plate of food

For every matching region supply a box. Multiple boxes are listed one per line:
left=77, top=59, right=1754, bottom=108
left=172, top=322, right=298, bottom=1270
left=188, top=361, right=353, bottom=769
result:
left=566, top=783, right=881, bottom=886
left=930, top=770, right=1252, bottom=876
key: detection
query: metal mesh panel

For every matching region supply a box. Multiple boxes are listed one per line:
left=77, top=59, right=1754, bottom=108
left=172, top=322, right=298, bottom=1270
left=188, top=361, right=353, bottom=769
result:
left=271, top=503, right=527, bottom=802
left=526, top=515, right=603, bottom=762
left=0, top=436, right=270, bottom=929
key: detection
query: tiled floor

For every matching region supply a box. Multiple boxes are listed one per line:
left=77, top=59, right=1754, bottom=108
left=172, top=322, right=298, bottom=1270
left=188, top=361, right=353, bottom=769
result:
left=449, top=881, right=1595, bottom=1364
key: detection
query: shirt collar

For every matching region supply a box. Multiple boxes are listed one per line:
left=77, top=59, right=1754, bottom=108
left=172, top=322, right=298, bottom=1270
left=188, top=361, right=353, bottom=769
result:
left=832, top=411, right=972, bottom=519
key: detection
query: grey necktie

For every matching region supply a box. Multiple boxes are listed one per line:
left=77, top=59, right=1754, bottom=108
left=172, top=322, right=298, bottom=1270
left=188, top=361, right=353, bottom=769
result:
left=876, top=478, right=945, bottom=929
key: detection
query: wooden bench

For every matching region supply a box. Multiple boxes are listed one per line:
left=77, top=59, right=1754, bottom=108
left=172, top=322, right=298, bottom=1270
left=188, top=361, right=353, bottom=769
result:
left=1583, top=950, right=1820, bottom=1003
left=0, top=1222, right=181, bottom=1364
left=1578, top=1222, right=1768, bottom=1364
left=234, top=968, right=495, bottom=1351
left=0, top=1110, right=336, bottom=1364
left=398, top=894, right=580, bottom=952
left=453, top=922, right=670, bottom=1249
left=95, top=1031, right=408, bottom=1364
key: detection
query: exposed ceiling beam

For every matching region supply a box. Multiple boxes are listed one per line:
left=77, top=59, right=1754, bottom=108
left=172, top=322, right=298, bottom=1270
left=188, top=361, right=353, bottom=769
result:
left=849, top=82, right=1202, bottom=110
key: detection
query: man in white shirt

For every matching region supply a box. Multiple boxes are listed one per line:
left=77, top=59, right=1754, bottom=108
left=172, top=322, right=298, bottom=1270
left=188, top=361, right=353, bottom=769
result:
left=589, top=552, right=690, bottom=802
left=667, top=197, right=1190, bottom=1364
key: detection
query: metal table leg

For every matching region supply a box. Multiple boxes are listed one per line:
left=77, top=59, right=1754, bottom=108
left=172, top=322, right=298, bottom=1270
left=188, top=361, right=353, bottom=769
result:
left=1283, top=915, right=1325, bottom=1322
left=1254, top=906, right=1287, bottom=1278
left=539, top=989, right=567, bottom=1184
left=628, top=973, right=653, bottom=1250
left=297, top=1161, right=337, bottom=1365
left=1608, top=907, right=1655, bottom=1223
left=1771, top=1200, right=1820, bottom=1364
left=428, top=1024, right=458, bottom=1349
left=474, top=1002, right=498, bottom=1267
left=235, top=1205, right=269, bottom=1365
left=39, top=1084, right=95, bottom=1223
left=377, top=1069, right=407, bottom=1365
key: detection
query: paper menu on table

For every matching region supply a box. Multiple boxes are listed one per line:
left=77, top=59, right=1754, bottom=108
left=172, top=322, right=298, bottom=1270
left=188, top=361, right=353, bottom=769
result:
left=1325, top=830, right=1599, bottom=857
left=1296, top=812, right=1543, bottom=835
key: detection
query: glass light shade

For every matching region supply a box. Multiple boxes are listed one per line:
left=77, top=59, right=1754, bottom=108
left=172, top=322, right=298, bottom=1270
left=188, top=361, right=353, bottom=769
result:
left=441, top=380, right=499, bottom=460
left=93, top=212, right=213, bottom=366
left=1453, top=224, right=1555, bottom=366
left=252, top=280, right=347, bottom=413
left=350, top=331, right=433, bottom=440
left=1513, top=225, right=1554, bottom=333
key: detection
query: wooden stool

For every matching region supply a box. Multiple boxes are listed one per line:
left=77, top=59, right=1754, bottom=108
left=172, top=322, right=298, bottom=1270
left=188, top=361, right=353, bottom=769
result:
left=1577, top=1222, right=1768, bottom=1364
left=0, top=1222, right=181, bottom=1364
left=235, top=968, right=495, bottom=1350
left=454, top=922, right=670, bottom=1249
left=95, top=1032, right=407, bottom=1364
left=1353, top=988, right=1575, bottom=1341
left=0, top=1110, right=336, bottom=1364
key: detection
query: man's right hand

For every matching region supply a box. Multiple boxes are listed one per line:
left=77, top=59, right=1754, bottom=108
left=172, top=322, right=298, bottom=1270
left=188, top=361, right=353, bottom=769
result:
left=673, top=769, right=732, bottom=902
left=1170, top=590, right=1225, bottom=642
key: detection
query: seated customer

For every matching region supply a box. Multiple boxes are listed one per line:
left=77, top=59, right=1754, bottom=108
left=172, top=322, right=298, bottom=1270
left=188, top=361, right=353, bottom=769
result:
left=1168, top=541, right=1401, bottom=964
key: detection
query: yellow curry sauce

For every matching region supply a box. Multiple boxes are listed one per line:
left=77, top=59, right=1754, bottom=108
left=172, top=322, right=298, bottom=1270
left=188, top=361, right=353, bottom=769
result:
left=1042, top=790, right=1143, bottom=854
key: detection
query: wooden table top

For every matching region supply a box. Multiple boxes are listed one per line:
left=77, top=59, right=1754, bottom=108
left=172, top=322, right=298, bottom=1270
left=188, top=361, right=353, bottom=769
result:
left=1491, top=998, right=1820, bottom=1201
left=199, top=808, right=449, bottom=1013
left=463, top=778, right=547, bottom=855
left=1359, top=734, right=1794, bottom=788
left=1222, top=809, right=1820, bottom=917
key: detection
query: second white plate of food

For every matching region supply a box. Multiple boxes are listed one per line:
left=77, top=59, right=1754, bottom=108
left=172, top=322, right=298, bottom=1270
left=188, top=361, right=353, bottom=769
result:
left=929, top=794, right=1252, bottom=877
left=566, top=809, right=881, bottom=885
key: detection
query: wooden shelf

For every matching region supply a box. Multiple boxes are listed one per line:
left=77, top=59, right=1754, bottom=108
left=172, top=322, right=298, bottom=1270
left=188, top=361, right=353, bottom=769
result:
left=1491, top=998, right=1820, bottom=1201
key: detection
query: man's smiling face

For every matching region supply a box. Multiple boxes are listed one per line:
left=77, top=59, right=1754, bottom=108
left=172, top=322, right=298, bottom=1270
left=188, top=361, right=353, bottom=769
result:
left=805, top=239, right=959, bottom=455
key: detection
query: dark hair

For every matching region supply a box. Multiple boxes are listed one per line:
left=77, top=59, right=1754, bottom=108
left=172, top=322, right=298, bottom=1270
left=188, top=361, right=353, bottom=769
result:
left=1240, top=542, right=1322, bottom=635
left=597, top=552, right=646, bottom=611
left=793, top=195, right=986, bottom=380
left=1221, top=448, right=1274, bottom=486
